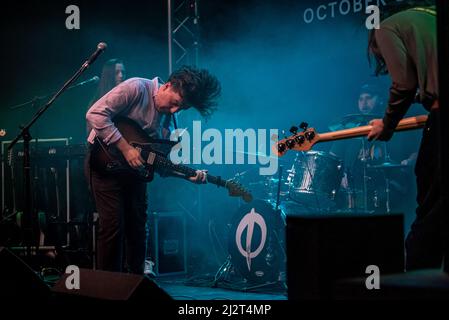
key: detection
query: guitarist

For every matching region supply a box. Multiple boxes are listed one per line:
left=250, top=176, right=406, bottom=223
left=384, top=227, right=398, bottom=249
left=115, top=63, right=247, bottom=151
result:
left=366, top=3, right=443, bottom=270
left=85, top=65, right=221, bottom=274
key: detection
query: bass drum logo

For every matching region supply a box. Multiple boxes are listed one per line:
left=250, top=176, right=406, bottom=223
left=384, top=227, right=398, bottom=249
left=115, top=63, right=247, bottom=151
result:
left=235, top=208, right=267, bottom=272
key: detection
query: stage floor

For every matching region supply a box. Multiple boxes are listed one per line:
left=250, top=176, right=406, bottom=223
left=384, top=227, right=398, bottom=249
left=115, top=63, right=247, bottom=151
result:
left=155, top=274, right=287, bottom=300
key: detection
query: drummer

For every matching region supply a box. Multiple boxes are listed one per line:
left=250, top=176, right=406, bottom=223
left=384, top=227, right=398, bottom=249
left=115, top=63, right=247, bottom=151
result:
left=329, top=83, right=415, bottom=213
left=330, top=83, right=386, bottom=188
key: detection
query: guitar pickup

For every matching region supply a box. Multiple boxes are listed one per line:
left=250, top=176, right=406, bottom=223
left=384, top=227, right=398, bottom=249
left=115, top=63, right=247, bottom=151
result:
left=147, top=152, right=156, bottom=165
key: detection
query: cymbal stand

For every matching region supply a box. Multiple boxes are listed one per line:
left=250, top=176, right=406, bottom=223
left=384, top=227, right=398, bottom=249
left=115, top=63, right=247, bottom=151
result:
left=213, top=255, right=233, bottom=286
left=360, top=138, right=369, bottom=213
left=384, top=174, right=391, bottom=213
left=275, top=165, right=283, bottom=211
left=383, top=142, right=392, bottom=213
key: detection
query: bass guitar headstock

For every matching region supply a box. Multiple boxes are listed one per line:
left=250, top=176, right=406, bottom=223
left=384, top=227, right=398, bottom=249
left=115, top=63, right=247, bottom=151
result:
left=272, top=122, right=319, bottom=157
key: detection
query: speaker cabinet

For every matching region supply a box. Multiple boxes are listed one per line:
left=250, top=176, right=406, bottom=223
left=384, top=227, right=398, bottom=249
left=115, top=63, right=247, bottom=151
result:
left=0, top=247, right=50, bottom=300
left=286, top=213, right=404, bottom=300
left=335, top=269, right=449, bottom=299
left=51, top=268, right=173, bottom=302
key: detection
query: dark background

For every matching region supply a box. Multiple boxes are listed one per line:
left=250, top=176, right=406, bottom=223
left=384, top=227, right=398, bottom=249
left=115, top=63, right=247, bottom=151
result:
left=0, top=0, right=424, bottom=272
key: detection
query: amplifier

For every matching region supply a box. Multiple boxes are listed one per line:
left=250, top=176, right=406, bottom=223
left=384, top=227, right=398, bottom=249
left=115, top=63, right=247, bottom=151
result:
left=1, top=138, right=71, bottom=233
left=147, top=211, right=187, bottom=276
left=1, top=139, right=88, bottom=249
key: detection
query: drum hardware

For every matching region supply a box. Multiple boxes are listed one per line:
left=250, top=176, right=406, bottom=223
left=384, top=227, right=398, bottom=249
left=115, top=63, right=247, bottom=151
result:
left=367, top=162, right=409, bottom=170
left=275, top=165, right=283, bottom=211
left=213, top=254, right=233, bottom=285
left=367, top=160, right=409, bottom=213
left=230, top=156, right=290, bottom=206
left=360, top=137, right=369, bottom=213
left=328, top=113, right=401, bottom=214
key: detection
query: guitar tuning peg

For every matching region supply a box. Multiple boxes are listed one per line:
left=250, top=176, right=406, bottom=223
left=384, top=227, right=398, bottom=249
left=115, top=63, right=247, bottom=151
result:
left=299, top=122, right=308, bottom=131
left=285, top=139, right=296, bottom=149
left=305, top=130, right=316, bottom=141
left=289, top=126, right=298, bottom=135
left=277, top=142, right=287, bottom=153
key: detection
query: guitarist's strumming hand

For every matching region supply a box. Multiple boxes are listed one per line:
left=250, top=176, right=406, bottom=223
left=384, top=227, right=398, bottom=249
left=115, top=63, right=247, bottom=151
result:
left=116, top=137, right=145, bottom=169
left=189, top=170, right=208, bottom=184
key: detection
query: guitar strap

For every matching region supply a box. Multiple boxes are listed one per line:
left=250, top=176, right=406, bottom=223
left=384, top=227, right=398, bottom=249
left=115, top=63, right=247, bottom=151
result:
left=409, top=7, right=436, bottom=16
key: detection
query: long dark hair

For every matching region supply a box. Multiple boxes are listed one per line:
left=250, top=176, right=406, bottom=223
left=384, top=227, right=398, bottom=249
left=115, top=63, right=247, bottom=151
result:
left=89, top=58, right=125, bottom=106
left=367, top=0, right=435, bottom=76
left=168, top=65, right=221, bottom=118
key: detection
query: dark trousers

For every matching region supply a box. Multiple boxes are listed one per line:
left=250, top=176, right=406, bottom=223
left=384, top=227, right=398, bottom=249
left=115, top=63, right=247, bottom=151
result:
left=405, top=109, right=447, bottom=270
left=85, top=151, right=148, bottom=274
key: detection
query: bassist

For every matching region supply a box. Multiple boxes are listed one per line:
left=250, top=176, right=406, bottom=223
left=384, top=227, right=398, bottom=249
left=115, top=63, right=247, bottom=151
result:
left=366, top=4, right=443, bottom=270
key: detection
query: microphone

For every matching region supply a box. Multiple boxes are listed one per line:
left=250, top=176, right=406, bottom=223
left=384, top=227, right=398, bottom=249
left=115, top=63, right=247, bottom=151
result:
left=76, top=76, right=100, bottom=86
left=82, top=42, right=107, bottom=68
left=68, top=76, right=99, bottom=90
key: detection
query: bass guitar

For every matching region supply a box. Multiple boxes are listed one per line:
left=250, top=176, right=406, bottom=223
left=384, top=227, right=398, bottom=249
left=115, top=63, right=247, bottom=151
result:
left=273, top=115, right=428, bottom=156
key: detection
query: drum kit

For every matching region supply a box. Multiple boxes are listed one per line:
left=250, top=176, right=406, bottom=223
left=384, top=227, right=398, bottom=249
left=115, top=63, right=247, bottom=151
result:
left=224, top=113, right=411, bottom=285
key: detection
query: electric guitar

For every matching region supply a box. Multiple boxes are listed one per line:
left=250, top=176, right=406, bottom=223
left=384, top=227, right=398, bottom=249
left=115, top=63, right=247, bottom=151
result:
left=90, top=116, right=253, bottom=203
left=273, top=115, right=428, bottom=157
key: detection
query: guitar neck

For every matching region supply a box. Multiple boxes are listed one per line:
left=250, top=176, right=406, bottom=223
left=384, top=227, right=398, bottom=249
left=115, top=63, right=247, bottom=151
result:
left=318, top=115, right=428, bottom=143
left=154, top=155, right=227, bottom=188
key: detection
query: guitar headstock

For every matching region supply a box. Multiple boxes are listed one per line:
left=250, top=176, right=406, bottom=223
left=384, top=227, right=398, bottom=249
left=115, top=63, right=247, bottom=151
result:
left=272, top=124, right=319, bottom=157
left=225, top=180, right=253, bottom=203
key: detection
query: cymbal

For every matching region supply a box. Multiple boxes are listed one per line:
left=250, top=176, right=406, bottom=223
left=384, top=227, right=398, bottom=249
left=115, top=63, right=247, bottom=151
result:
left=329, top=113, right=382, bottom=131
left=367, top=162, right=408, bottom=170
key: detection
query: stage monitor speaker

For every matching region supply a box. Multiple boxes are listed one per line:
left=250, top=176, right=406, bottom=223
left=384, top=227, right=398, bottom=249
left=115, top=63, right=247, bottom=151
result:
left=334, top=269, right=449, bottom=299
left=286, top=213, right=404, bottom=300
left=51, top=268, right=173, bottom=302
left=0, top=246, right=50, bottom=300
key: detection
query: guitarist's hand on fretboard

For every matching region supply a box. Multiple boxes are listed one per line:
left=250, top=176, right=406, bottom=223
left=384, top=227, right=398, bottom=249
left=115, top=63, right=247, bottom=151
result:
left=188, top=170, right=208, bottom=184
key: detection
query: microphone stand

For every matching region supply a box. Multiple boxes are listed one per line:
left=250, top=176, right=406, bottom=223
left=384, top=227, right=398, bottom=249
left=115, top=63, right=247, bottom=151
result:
left=7, top=43, right=106, bottom=260
left=8, top=77, right=99, bottom=110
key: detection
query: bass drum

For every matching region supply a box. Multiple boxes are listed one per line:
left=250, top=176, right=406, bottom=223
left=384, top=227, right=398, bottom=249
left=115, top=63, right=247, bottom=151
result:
left=288, top=151, right=343, bottom=210
left=228, top=200, right=285, bottom=283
